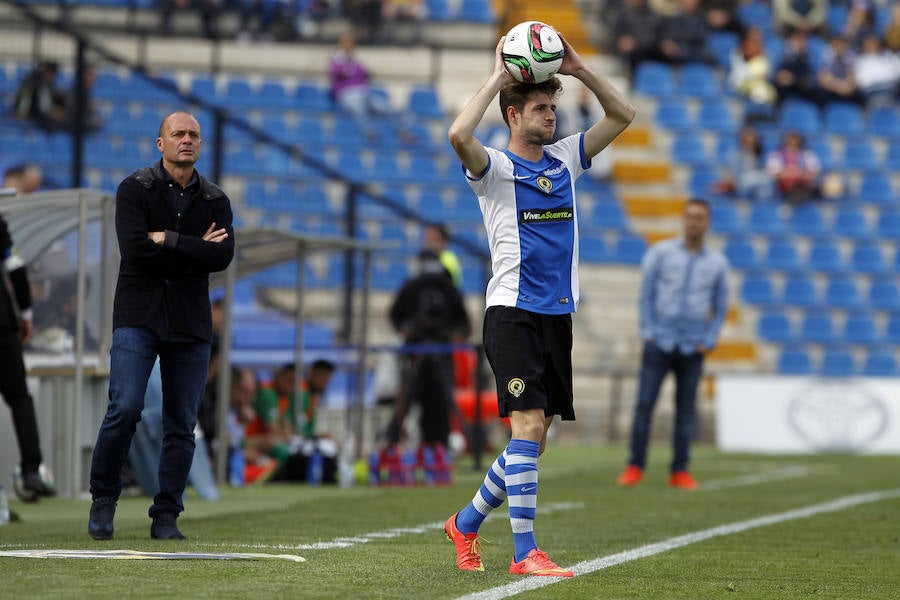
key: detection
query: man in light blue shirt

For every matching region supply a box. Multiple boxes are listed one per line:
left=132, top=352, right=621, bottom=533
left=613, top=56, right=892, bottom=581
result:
left=617, top=198, right=729, bottom=489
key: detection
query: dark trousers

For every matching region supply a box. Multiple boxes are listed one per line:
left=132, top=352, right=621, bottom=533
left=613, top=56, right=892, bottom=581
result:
left=90, top=326, right=210, bottom=516
left=0, top=330, right=43, bottom=474
left=627, top=341, right=704, bottom=473
left=388, top=351, right=454, bottom=446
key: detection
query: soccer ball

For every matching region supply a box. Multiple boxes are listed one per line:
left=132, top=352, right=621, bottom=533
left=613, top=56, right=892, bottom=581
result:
left=502, top=21, right=565, bottom=84
left=12, top=463, right=55, bottom=502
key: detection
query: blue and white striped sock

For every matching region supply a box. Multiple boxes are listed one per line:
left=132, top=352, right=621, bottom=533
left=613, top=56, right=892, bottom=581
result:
left=505, top=438, right=540, bottom=562
left=455, top=450, right=508, bottom=534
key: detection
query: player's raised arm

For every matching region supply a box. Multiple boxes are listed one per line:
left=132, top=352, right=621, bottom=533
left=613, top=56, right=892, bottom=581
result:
left=447, top=37, right=512, bottom=177
left=557, top=35, right=636, bottom=159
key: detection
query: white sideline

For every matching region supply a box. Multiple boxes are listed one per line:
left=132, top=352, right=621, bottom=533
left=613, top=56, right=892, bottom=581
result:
left=454, top=488, right=900, bottom=600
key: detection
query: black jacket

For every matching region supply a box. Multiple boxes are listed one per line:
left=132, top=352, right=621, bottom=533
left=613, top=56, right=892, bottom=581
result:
left=113, top=160, right=234, bottom=343
left=389, top=271, right=470, bottom=344
left=0, top=214, right=32, bottom=332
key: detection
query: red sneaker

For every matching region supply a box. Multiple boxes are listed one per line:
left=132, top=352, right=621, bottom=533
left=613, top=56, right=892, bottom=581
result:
left=509, top=548, right=574, bottom=577
left=669, top=471, right=699, bottom=490
left=444, top=513, right=484, bottom=571
left=616, top=465, right=644, bottom=486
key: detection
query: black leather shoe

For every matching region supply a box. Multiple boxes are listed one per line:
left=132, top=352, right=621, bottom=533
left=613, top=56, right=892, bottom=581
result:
left=23, top=471, right=57, bottom=497
left=88, top=497, right=117, bottom=540
left=150, top=512, right=186, bottom=540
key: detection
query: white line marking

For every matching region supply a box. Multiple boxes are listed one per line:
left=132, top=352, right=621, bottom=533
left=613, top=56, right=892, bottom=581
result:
left=455, top=488, right=900, bottom=600
left=700, top=464, right=812, bottom=491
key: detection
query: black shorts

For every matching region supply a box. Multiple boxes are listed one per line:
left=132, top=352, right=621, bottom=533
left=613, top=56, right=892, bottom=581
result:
left=482, top=306, right=575, bottom=421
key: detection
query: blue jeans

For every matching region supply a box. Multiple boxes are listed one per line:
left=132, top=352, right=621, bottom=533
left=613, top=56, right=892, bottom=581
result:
left=627, top=341, right=704, bottom=473
left=90, top=326, right=210, bottom=516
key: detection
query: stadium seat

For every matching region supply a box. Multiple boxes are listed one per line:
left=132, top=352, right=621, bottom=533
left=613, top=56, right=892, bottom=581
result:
left=292, top=117, right=325, bottom=147
left=408, top=86, right=445, bottom=119
left=789, top=204, right=827, bottom=237
left=369, top=153, right=405, bottom=183
left=688, top=167, right=720, bottom=198
left=456, top=0, right=495, bottom=23
left=331, top=116, right=367, bottom=148
left=778, top=100, right=821, bottom=137
left=633, top=62, right=676, bottom=96
left=724, top=237, right=758, bottom=269
left=580, top=236, right=608, bottom=263
left=832, top=207, right=869, bottom=238
left=408, top=153, right=446, bottom=184
left=783, top=274, right=818, bottom=307
left=705, top=31, right=739, bottom=67
left=747, top=202, right=785, bottom=235
left=224, top=79, right=255, bottom=108
left=867, top=106, right=900, bottom=139
left=850, top=242, right=887, bottom=274
left=295, top=83, right=332, bottom=111
left=868, top=280, right=900, bottom=311
left=678, top=63, right=719, bottom=99
left=863, top=349, right=898, bottom=377
left=591, top=201, right=628, bottom=231
left=876, top=211, right=900, bottom=238
left=799, top=311, right=836, bottom=344
left=826, top=4, right=849, bottom=36
left=765, top=238, right=801, bottom=271
left=189, top=75, right=218, bottom=104
left=806, top=240, right=844, bottom=273
left=807, top=137, right=837, bottom=171
left=612, top=233, right=647, bottom=265
left=736, top=1, right=773, bottom=32
left=426, top=0, right=450, bottom=20
left=740, top=273, right=776, bottom=305
left=671, top=133, right=710, bottom=166
left=697, top=99, right=737, bottom=134
left=710, top=201, right=742, bottom=234
left=857, top=173, right=894, bottom=205
left=777, top=347, right=813, bottom=374
left=842, top=139, right=878, bottom=172
left=886, top=142, right=900, bottom=171
left=824, top=276, right=861, bottom=309
left=820, top=347, right=856, bottom=377
left=757, top=310, right=793, bottom=343
left=887, top=314, right=900, bottom=345
left=843, top=312, right=880, bottom=345
left=654, top=99, right=693, bottom=131
left=824, top=102, right=865, bottom=137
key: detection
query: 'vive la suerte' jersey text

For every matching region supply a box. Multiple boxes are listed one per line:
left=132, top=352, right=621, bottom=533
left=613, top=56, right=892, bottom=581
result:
left=464, top=133, right=590, bottom=315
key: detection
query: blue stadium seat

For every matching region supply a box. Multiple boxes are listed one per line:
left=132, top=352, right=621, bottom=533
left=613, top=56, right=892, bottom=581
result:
left=456, top=0, right=495, bottom=23
left=224, top=79, right=254, bottom=108
left=863, top=349, right=898, bottom=377
left=295, top=83, right=332, bottom=111
left=613, top=233, right=647, bottom=265
left=747, top=202, right=785, bottom=235
left=697, top=99, right=737, bottom=134
left=369, top=153, right=405, bottom=183
left=724, top=237, right=758, bottom=269
left=671, top=133, right=710, bottom=167
left=876, top=211, right=900, bottom=238
left=655, top=99, right=693, bottom=131
left=783, top=274, right=818, bottom=308
left=678, top=63, right=719, bottom=99
left=807, top=137, right=837, bottom=171
left=740, top=272, right=776, bottom=306
left=580, top=237, right=608, bottom=262
left=705, top=31, right=739, bottom=67
left=869, top=280, right=900, bottom=311
left=825, top=276, right=861, bottom=309
left=824, top=102, right=865, bottom=137
left=842, top=139, right=878, bottom=172
left=777, top=347, right=813, bottom=374
left=257, top=79, right=292, bottom=110
left=408, top=86, right=445, bottom=119
left=867, top=106, right=900, bottom=139
left=843, top=312, right=880, bottom=345
left=826, top=4, right=849, bottom=36
left=688, top=167, right=720, bottom=198
left=799, top=311, right=836, bottom=344
left=711, top=201, right=742, bottom=234
left=331, top=116, right=367, bottom=148
left=765, top=238, right=801, bottom=271
left=850, top=242, right=887, bottom=274
left=736, top=1, right=773, bottom=32
left=408, top=153, right=445, bottom=184
left=789, top=204, right=827, bottom=237
left=426, top=0, right=450, bottom=20
left=832, top=207, right=869, bottom=238
left=857, top=172, right=894, bottom=205
left=886, top=142, right=900, bottom=171
left=778, top=100, right=821, bottom=137
left=591, top=201, right=628, bottom=230
left=291, top=117, right=325, bottom=147
left=820, top=347, right=856, bottom=377
left=189, top=75, right=218, bottom=104
left=887, top=315, right=900, bottom=345
left=633, top=62, right=676, bottom=96
left=758, top=310, right=793, bottom=343
left=807, top=240, right=844, bottom=273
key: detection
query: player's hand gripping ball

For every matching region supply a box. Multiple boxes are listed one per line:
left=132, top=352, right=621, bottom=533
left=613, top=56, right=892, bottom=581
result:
left=502, top=21, right=565, bottom=84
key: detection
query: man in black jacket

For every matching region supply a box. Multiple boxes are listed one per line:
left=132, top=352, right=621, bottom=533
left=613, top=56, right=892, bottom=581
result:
left=88, top=112, right=234, bottom=541
left=0, top=212, right=57, bottom=500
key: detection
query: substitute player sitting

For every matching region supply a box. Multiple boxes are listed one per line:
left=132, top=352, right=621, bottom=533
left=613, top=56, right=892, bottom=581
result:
left=443, top=33, right=635, bottom=576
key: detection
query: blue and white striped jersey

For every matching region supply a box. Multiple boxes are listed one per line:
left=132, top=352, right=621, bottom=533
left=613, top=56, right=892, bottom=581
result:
left=464, top=133, right=590, bottom=315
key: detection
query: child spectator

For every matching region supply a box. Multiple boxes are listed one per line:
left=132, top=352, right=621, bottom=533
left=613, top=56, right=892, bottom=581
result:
left=713, top=125, right=773, bottom=200
left=766, top=130, right=821, bottom=204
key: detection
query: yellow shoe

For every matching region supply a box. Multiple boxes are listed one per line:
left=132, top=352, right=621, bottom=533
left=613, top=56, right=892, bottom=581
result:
left=444, top=513, right=484, bottom=571
left=509, top=549, right=573, bottom=577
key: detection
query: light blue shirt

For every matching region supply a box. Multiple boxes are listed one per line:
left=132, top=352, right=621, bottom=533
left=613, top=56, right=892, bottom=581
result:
left=639, top=237, right=730, bottom=353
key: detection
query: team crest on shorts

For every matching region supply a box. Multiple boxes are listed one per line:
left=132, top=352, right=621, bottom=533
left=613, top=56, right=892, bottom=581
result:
left=507, top=378, right=525, bottom=398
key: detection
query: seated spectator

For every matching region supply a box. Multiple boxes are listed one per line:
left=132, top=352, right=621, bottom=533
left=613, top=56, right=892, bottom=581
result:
left=885, top=4, right=900, bottom=53
left=842, top=0, right=878, bottom=48
left=236, top=0, right=282, bottom=41
left=854, top=34, right=900, bottom=107
left=380, top=0, right=425, bottom=45
left=772, top=0, right=828, bottom=36
left=656, top=0, right=713, bottom=65
left=702, top=0, right=744, bottom=35
left=727, top=27, right=777, bottom=119
left=328, top=31, right=392, bottom=133
left=605, top=0, right=662, bottom=75
left=159, top=0, right=218, bottom=39
left=344, top=0, right=382, bottom=45
left=12, top=61, right=66, bottom=131
left=774, top=29, right=819, bottom=105
left=766, top=130, right=821, bottom=204
left=817, top=35, right=863, bottom=105
left=2, top=164, right=44, bottom=195
left=227, top=367, right=267, bottom=486
left=713, top=125, right=773, bottom=200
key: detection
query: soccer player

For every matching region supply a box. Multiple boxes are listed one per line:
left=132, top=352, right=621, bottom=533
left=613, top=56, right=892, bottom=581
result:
left=444, top=34, right=635, bottom=576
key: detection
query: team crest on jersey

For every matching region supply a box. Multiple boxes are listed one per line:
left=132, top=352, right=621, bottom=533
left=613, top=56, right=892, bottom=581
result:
left=507, top=378, right=525, bottom=398
left=536, top=177, right=552, bottom=193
